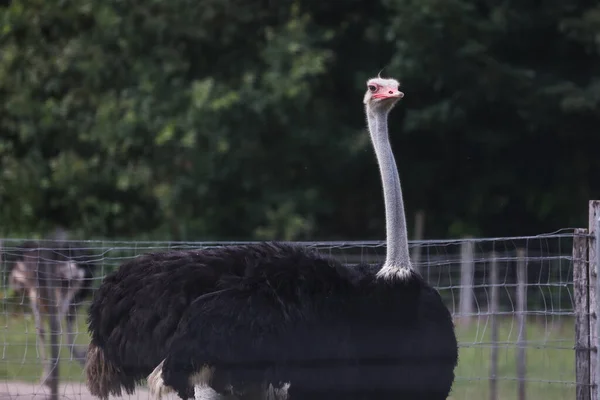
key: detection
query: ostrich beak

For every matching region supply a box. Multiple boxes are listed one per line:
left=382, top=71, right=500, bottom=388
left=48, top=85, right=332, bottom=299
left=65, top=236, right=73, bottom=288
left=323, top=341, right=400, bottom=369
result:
left=373, top=89, right=404, bottom=100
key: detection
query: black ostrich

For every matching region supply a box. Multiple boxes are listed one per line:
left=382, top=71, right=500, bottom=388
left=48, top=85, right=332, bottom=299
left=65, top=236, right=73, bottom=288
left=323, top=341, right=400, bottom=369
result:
left=86, top=76, right=458, bottom=400
left=5, top=233, right=97, bottom=385
left=86, top=247, right=288, bottom=400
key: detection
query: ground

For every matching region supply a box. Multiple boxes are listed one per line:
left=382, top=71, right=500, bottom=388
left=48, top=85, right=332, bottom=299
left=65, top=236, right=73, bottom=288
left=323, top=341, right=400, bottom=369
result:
left=0, top=307, right=576, bottom=400
left=0, top=381, right=182, bottom=400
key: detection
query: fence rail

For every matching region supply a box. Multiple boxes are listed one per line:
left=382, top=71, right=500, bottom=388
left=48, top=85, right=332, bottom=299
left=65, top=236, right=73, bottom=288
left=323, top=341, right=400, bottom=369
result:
left=0, top=218, right=598, bottom=399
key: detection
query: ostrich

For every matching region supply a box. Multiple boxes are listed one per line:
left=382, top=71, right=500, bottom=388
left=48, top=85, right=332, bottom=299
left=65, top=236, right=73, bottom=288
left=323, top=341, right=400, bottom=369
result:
left=147, top=77, right=458, bottom=399
left=86, top=76, right=458, bottom=400
left=6, top=235, right=96, bottom=385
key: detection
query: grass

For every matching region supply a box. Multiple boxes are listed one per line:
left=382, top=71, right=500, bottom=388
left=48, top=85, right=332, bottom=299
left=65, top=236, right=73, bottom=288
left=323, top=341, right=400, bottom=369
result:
left=0, top=307, right=577, bottom=400
left=0, top=307, right=91, bottom=383
left=451, top=315, right=576, bottom=400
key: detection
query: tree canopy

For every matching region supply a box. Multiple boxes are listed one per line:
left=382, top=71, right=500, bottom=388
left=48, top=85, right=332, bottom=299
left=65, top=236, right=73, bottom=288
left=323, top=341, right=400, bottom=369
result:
left=1, top=0, right=599, bottom=240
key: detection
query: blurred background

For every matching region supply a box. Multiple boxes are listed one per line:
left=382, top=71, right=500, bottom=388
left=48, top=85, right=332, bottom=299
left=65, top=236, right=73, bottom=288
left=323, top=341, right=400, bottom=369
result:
left=2, top=0, right=599, bottom=241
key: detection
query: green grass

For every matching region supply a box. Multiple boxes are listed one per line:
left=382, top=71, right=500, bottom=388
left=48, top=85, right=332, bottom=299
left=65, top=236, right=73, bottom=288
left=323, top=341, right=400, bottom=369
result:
left=0, top=308, right=577, bottom=400
left=451, top=315, right=576, bottom=400
left=0, top=308, right=91, bottom=383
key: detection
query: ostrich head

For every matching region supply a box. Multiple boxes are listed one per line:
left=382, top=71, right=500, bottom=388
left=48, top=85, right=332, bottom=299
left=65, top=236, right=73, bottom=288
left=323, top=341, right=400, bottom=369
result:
left=363, top=77, right=404, bottom=115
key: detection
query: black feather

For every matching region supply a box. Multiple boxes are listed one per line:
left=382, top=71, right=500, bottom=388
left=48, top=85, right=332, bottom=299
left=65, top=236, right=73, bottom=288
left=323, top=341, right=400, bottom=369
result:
left=87, top=242, right=457, bottom=400
left=86, top=243, right=291, bottom=395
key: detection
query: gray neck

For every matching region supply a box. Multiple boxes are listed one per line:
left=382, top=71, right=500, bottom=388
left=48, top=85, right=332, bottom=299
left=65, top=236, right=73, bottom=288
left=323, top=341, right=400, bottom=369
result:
left=366, top=107, right=412, bottom=278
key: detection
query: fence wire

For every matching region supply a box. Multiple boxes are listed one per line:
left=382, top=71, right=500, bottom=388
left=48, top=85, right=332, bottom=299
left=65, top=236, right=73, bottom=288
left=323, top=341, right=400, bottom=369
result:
left=0, top=232, right=584, bottom=399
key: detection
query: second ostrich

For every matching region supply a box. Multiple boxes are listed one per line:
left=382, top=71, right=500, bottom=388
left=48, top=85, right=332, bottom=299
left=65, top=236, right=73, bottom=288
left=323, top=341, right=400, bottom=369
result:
left=7, top=237, right=96, bottom=385
left=144, top=77, right=458, bottom=399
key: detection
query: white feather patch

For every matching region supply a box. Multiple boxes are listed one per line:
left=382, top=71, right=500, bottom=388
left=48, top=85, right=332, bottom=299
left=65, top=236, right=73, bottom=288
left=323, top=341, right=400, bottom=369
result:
left=147, top=359, right=214, bottom=400
left=375, top=263, right=413, bottom=281
left=147, top=360, right=171, bottom=400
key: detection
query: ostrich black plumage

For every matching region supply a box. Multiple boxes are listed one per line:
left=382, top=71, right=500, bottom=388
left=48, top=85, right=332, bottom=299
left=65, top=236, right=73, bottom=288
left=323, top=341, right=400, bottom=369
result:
left=86, top=247, right=288, bottom=399
left=85, top=76, right=458, bottom=400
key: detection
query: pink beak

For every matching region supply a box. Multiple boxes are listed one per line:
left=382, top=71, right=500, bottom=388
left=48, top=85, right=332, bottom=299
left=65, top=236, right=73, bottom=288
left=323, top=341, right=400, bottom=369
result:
left=373, top=88, right=404, bottom=99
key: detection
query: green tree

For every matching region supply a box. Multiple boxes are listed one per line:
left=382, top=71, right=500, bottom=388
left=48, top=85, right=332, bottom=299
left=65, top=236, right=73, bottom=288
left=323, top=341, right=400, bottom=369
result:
left=1, top=0, right=599, bottom=240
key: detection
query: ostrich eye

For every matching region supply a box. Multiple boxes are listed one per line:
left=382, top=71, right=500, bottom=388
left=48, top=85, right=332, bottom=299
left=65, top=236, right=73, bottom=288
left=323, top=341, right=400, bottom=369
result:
left=368, top=85, right=377, bottom=92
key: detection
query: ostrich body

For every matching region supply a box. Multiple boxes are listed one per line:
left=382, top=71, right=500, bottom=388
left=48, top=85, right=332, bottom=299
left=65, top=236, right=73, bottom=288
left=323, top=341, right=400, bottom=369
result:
left=6, top=237, right=96, bottom=385
left=86, top=247, right=288, bottom=399
left=86, top=77, right=458, bottom=400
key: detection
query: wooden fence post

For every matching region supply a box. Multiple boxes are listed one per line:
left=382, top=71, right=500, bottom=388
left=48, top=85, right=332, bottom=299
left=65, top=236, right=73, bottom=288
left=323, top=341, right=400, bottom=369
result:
left=574, top=228, right=591, bottom=400
left=411, top=210, right=425, bottom=273
left=489, top=252, right=499, bottom=400
left=516, top=248, right=528, bottom=400
left=39, top=258, right=60, bottom=400
left=459, top=239, right=475, bottom=324
left=589, top=201, right=600, bottom=400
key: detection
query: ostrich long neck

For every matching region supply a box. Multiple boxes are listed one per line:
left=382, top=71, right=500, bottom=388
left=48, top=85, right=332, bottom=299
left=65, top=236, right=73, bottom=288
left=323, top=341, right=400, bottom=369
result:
left=367, top=107, right=412, bottom=277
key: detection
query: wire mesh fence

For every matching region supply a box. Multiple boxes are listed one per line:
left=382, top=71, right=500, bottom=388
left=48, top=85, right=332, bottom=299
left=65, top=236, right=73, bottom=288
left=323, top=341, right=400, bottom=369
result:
left=0, top=231, right=585, bottom=399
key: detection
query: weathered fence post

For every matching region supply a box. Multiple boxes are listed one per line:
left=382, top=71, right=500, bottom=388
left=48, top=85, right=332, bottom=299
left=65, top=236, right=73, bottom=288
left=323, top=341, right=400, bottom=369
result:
left=38, top=258, right=60, bottom=400
left=516, top=248, right=528, bottom=400
left=596, top=218, right=600, bottom=400
left=489, top=251, right=499, bottom=400
left=47, top=293, right=60, bottom=400
left=574, top=227, right=591, bottom=400
left=459, top=238, right=474, bottom=324
left=411, top=210, right=425, bottom=272
left=589, top=201, right=600, bottom=400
